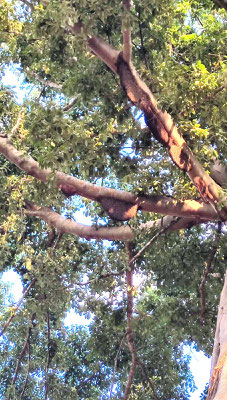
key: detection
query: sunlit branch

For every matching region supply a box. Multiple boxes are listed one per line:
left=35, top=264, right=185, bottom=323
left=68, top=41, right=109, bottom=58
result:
left=0, top=278, right=37, bottom=337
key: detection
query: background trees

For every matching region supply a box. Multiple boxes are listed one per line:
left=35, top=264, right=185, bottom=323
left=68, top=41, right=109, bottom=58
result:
left=0, top=0, right=226, bottom=398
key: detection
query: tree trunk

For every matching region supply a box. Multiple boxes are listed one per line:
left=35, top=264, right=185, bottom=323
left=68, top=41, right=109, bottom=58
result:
left=208, top=269, right=227, bottom=399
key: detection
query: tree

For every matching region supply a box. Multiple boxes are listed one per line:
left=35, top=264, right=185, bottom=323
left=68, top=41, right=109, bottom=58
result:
left=0, top=0, right=226, bottom=398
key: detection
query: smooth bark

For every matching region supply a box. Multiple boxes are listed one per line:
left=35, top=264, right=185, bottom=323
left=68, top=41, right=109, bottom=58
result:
left=209, top=269, right=227, bottom=399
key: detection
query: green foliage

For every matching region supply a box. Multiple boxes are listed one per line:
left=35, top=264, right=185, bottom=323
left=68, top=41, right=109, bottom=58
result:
left=0, top=0, right=226, bottom=399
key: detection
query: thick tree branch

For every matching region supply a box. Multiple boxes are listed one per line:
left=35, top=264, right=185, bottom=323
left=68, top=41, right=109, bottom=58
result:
left=65, top=28, right=227, bottom=217
left=0, top=135, right=220, bottom=221
left=24, top=201, right=209, bottom=242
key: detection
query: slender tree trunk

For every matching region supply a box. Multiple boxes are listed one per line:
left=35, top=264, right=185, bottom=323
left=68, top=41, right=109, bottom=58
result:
left=208, top=269, right=227, bottom=399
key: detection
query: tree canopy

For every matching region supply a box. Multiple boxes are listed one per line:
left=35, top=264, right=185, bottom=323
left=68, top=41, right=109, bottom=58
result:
left=0, top=0, right=226, bottom=399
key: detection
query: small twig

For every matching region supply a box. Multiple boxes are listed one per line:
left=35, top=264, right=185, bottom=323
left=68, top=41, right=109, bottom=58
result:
left=0, top=278, right=37, bottom=337
left=129, top=217, right=181, bottom=266
left=110, top=333, right=127, bottom=398
left=199, top=222, right=222, bottom=324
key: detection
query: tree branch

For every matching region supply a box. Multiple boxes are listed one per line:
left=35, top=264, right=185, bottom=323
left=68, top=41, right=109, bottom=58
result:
left=62, top=97, right=78, bottom=111
left=0, top=135, right=220, bottom=221
left=124, top=242, right=137, bottom=400
left=30, top=72, right=63, bottom=90
left=0, top=278, right=37, bottom=337
left=122, top=0, right=132, bottom=64
left=129, top=216, right=181, bottom=266
left=110, top=333, right=127, bottom=397
left=66, top=26, right=227, bottom=217
left=11, top=313, right=35, bottom=392
left=23, top=201, right=210, bottom=242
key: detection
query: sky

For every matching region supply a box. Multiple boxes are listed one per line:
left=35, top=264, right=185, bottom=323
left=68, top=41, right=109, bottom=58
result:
left=1, top=269, right=211, bottom=398
left=0, top=64, right=212, bottom=399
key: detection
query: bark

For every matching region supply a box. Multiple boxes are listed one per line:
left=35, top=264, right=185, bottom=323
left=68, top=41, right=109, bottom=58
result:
left=208, top=269, right=227, bottom=400
left=210, top=161, right=227, bottom=188
left=24, top=201, right=201, bottom=242
left=212, top=0, right=227, bottom=10
left=65, top=30, right=227, bottom=218
left=0, top=135, right=220, bottom=221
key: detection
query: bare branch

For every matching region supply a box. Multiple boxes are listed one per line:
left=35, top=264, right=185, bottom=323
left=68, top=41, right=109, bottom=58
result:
left=66, top=25, right=227, bottom=217
left=0, top=278, right=37, bottom=337
left=24, top=201, right=134, bottom=241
